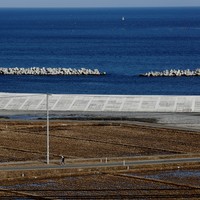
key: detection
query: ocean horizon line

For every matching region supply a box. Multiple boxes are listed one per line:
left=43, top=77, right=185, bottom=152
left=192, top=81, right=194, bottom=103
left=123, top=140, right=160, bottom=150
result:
left=0, top=6, right=199, bottom=9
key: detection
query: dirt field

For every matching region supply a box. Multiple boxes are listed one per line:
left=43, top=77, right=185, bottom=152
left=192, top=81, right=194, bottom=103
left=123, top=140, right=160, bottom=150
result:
left=0, top=120, right=200, bottom=162
left=0, top=119, right=200, bottom=199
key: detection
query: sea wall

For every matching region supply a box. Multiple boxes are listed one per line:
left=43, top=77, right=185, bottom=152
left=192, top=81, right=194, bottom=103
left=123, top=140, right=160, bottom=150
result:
left=0, top=67, right=106, bottom=76
left=140, top=69, right=200, bottom=77
left=0, top=93, right=200, bottom=113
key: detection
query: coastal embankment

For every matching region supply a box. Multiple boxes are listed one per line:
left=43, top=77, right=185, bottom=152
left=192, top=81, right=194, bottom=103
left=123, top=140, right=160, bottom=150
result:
left=140, top=69, right=200, bottom=77
left=0, top=67, right=106, bottom=76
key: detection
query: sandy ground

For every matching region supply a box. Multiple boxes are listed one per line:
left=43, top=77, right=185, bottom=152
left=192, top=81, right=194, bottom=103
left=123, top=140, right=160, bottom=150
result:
left=1, top=110, right=200, bottom=130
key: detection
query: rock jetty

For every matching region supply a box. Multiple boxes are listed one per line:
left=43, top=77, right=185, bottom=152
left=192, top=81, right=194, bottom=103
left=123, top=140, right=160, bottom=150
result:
left=0, top=67, right=106, bottom=76
left=140, top=69, right=200, bottom=77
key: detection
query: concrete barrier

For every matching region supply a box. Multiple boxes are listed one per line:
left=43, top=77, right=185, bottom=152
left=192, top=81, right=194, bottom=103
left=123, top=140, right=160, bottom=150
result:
left=140, top=69, right=200, bottom=77
left=0, top=93, right=199, bottom=112
left=0, top=67, right=106, bottom=76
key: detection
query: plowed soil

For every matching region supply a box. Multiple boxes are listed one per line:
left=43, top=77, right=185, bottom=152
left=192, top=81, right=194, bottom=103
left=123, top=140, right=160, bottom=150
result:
left=0, top=120, right=200, bottom=162
left=0, top=119, right=200, bottom=199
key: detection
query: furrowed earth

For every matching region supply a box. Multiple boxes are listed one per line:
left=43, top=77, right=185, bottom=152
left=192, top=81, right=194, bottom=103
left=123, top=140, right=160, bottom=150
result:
left=0, top=119, right=199, bottom=199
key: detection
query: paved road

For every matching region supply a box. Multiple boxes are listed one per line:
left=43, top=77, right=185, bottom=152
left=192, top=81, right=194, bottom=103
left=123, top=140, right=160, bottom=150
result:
left=0, top=157, right=199, bottom=172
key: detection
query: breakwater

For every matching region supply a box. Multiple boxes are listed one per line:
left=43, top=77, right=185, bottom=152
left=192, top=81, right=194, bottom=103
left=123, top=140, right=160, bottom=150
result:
left=140, top=69, right=200, bottom=77
left=0, top=67, right=106, bottom=76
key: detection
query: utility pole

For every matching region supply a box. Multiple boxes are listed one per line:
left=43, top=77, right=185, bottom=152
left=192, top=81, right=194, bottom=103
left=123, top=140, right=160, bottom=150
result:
left=46, top=94, right=50, bottom=164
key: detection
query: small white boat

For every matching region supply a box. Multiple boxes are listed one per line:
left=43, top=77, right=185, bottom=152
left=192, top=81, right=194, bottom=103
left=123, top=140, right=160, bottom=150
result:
left=122, top=16, right=125, bottom=21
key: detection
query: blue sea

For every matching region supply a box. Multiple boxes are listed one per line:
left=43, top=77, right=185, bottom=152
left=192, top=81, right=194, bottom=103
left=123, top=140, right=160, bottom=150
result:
left=0, top=7, right=200, bottom=95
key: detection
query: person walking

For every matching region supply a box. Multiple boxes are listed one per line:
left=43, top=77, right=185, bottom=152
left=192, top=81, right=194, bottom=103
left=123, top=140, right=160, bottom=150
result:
left=60, top=155, right=65, bottom=165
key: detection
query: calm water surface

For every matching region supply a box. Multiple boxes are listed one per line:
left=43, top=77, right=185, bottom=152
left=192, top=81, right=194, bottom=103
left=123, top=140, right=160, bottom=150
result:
left=0, top=8, right=200, bottom=94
